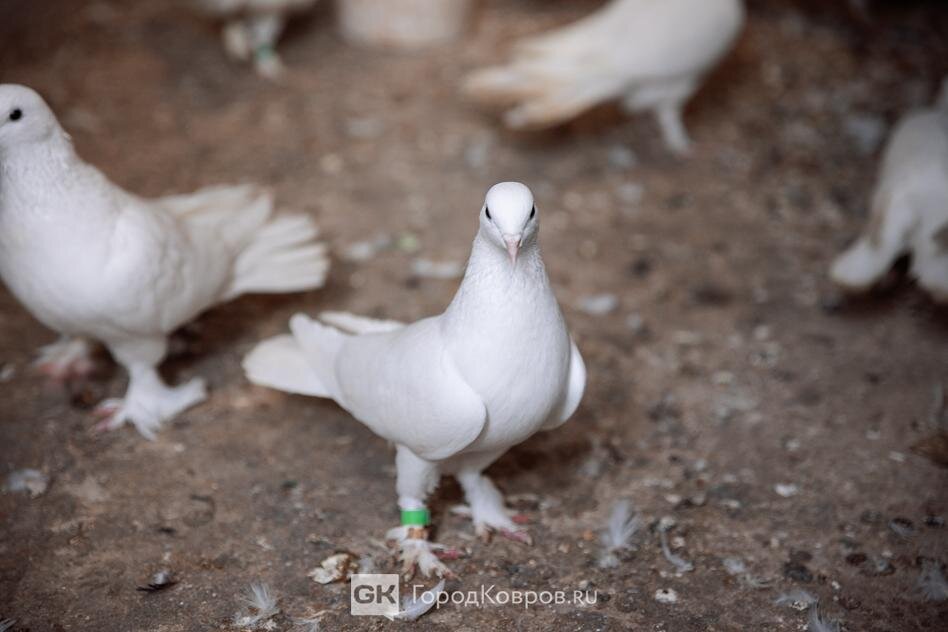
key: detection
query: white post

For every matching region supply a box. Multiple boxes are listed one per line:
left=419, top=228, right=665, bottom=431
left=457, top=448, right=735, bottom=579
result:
left=336, top=0, right=474, bottom=49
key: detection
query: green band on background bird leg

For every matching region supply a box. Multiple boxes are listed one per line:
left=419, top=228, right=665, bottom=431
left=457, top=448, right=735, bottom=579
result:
left=401, top=508, right=431, bottom=526
left=254, top=44, right=275, bottom=61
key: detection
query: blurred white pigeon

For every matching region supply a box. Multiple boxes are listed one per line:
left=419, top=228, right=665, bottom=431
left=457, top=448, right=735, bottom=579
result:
left=244, top=182, right=586, bottom=577
left=463, top=0, right=745, bottom=155
left=831, top=80, right=948, bottom=301
left=0, top=84, right=329, bottom=438
left=194, top=0, right=318, bottom=78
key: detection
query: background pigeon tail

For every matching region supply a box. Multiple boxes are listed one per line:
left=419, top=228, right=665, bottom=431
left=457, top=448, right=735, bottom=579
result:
left=242, top=334, right=331, bottom=397
left=463, top=66, right=539, bottom=105
left=227, top=213, right=329, bottom=299
left=830, top=238, right=894, bottom=291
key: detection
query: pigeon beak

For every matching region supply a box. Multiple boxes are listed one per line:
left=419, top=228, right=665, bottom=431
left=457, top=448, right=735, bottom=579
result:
left=504, top=234, right=522, bottom=264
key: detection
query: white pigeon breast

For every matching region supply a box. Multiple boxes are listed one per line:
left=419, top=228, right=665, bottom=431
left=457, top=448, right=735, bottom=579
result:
left=442, top=247, right=573, bottom=452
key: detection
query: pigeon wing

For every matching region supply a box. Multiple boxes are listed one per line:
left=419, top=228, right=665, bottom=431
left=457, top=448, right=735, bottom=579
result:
left=333, top=317, right=487, bottom=461
left=87, top=189, right=234, bottom=338
left=545, top=338, right=586, bottom=430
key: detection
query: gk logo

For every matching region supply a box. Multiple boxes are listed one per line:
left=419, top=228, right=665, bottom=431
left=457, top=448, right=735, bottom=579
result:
left=350, top=574, right=400, bottom=616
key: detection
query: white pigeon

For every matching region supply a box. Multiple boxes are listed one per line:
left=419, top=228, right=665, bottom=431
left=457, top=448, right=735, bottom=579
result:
left=462, top=0, right=745, bottom=155
left=244, top=182, right=586, bottom=577
left=831, top=80, right=948, bottom=302
left=0, top=84, right=329, bottom=439
left=194, top=0, right=318, bottom=79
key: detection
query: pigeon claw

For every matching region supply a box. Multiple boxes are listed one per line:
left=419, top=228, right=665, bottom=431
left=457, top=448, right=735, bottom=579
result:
left=390, top=528, right=457, bottom=579
left=434, top=547, right=464, bottom=561
left=92, top=399, right=123, bottom=425
left=474, top=523, right=532, bottom=546
left=32, top=338, right=96, bottom=382
left=500, top=528, right=533, bottom=546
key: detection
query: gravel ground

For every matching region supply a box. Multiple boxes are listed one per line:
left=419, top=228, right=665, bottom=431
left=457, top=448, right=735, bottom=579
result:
left=1, top=1, right=947, bottom=630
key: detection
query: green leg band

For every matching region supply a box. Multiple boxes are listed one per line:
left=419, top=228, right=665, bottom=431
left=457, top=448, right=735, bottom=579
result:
left=254, top=45, right=276, bottom=62
left=401, top=508, right=431, bottom=527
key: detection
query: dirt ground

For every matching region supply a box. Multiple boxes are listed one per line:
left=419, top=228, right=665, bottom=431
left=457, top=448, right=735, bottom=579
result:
left=1, top=1, right=947, bottom=630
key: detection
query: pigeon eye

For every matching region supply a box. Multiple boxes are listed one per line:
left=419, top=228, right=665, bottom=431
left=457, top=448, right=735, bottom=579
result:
left=9, top=109, right=22, bottom=122
left=485, top=206, right=492, bottom=220
left=529, top=205, right=536, bottom=219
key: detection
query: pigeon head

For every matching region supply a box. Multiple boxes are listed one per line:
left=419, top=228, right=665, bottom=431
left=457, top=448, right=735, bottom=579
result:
left=479, top=182, right=538, bottom=264
left=0, top=84, right=61, bottom=151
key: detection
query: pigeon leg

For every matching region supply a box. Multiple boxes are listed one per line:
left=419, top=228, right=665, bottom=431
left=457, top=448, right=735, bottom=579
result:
left=456, top=470, right=532, bottom=545
left=94, top=338, right=206, bottom=440
left=222, top=20, right=252, bottom=61
left=386, top=446, right=454, bottom=578
left=248, top=13, right=287, bottom=79
left=33, top=336, right=96, bottom=381
left=622, top=80, right=695, bottom=156
left=654, top=103, right=691, bottom=156
left=913, top=247, right=948, bottom=302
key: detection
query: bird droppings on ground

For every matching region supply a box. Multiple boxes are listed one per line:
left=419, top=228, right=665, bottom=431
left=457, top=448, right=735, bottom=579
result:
left=654, top=588, right=679, bottom=604
left=577, top=293, right=620, bottom=316
left=410, top=257, right=465, bottom=280
left=341, top=235, right=393, bottom=262
left=1, top=1, right=948, bottom=631
left=3, top=469, right=49, bottom=498
left=774, top=483, right=800, bottom=498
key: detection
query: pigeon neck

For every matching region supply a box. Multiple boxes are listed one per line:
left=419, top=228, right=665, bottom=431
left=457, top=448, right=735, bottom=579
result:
left=0, top=130, right=76, bottom=185
left=444, top=231, right=550, bottom=324
left=468, top=229, right=545, bottom=279
left=0, top=131, right=83, bottom=216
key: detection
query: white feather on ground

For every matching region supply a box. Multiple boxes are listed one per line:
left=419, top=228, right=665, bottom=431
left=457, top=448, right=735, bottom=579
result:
left=807, top=604, right=841, bottom=632
left=774, top=589, right=818, bottom=608
left=390, top=579, right=445, bottom=621
left=234, top=582, right=280, bottom=628
left=918, top=560, right=948, bottom=602
left=598, top=500, right=642, bottom=568
left=0, top=619, right=15, bottom=632
left=659, top=529, right=694, bottom=573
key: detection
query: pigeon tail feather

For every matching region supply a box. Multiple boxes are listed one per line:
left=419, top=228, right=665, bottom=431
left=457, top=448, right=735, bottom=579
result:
left=227, top=213, right=329, bottom=299
left=464, top=63, right=622, bottom=129
left=287, top=313, right=348, bottom=401
left=242, top=334, right=330, bottom=397
left=463, top=66, right=542, bottom=105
